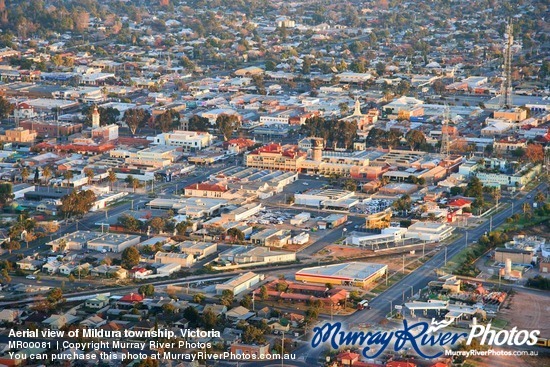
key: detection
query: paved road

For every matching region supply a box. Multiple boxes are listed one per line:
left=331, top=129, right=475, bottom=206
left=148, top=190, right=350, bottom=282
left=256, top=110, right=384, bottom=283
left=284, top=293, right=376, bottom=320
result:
left=295, top=182, right=547, bottom=365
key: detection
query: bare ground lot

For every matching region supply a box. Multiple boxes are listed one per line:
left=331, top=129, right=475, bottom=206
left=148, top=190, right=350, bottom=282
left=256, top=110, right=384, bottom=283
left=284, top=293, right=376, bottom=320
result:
left=498, top=289, right=550, bottom=336
left=468, top=353, right=550, bottom=367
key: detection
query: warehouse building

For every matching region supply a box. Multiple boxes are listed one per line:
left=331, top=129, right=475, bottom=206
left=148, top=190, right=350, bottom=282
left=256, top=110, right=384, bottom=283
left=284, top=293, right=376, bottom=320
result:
left=215, top=272, right=262, bottom=295
left=295, top=262, right=387, bottom=288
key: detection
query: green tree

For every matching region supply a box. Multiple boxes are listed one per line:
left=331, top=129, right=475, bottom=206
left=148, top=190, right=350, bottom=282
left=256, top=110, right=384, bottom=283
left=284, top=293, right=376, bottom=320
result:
left=0, top=96, right=14, bottom=119
left=187, top=115, right=210, bottom=131
left=20, top=167, right=30, bottom=183
left=0, top=182, right=13, bottom=208
left=108, top=170, right=117, bottom=191
left=118, top=214, right=142, bottom=232
left=149, top=217, right=166, bottom=234
left=202, top=309, right=218, bottom=329
left=220, top=289, right=234, bottom=307
left=155, top=109, right=180, bottom=132
left=42, top=166, right=53, bottom=186
left=405, top=129, right=427, bottom=151
left=46, top=288, right=64, bottom=305
left=240, top=295, right=253, bottom=308
left=227, top=228, right=245, bottom=243
left=192, top=293, right=206, bottom=304
left=60, top=190, right=96, bottom=218
left=138, top=284, right=155, bottom=297
left=216, top=114, right=240, bottom=141
left=63, top=171, right=74, bottom=187
left=1, top=268, right=11, bottom=284
left=534, top=191, right=546, bottom=206
left=121, top=247, right=140, bottom=269
left=183, top=306, right=200, bottom=327
left=124, top=108, right=150, bottom=135
left=259, top=285, right=268, bottom=301
left=84, top=168, right=94, bottom=185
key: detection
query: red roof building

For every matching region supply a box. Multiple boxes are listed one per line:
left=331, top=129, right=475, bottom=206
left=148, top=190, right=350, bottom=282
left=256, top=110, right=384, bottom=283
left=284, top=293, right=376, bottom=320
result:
left=447, top=198, right=472, bottom=209
left=119, top=293, right=143, bottom=304
left=386, top=362, right=417, bottom=367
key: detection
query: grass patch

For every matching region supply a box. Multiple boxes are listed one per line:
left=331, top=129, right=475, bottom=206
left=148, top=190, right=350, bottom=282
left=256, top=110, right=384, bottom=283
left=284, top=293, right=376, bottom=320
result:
left=491, top=318, right=508, bottom=329
left=440, top=243, right=485, bottom=277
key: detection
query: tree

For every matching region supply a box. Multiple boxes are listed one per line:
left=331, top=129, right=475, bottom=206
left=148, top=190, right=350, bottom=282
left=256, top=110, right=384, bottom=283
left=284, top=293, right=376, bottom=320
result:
left=138, top=284, right=155, bottom=297
left=535, top=191, right=546, bottom=205
left=259, top=285, right=268, bottom=301
left=149, top=217, right=166, bottom=234
left=242, top=325, right=266, bottom=344
left=162, top=303, right=177, bottom=314
left=202, top=309, right=218, bottom=329
left=118, top=214, right=142, bottom=232
left=301, top=57, right=312, bottom=74
left=465, top=177, right=484, bottom=204
left=192, top=293, right=206, bottom=304
left=525, top=144, right=544, bottom=163
left=121, top=247, right=140, bottom=269
left=124, top=108, right=150, bottom=135
left=42, top=166, right=52, bottom=186
left=60, top=190, right=96, bottom=218
left=240, top=295, right=253, bottom=309
left=1, top=268, right=11, bottom=284
left=63, top=171, right=73, bottom=187
left=20, top=167, right=30, bottom=183
left=155, top=109, right=180, bottom=132
left=183, top=306, right=200, bottom=327
left=1, top=239, right=20, bottom=254
left=220, top=289, right=234, bottom=307
left=0, top=96, right=14, bottom=119
left=523, top=202, right=531, bottom=214
left=216, top=114, right=240, bottom=141
left=176, top=221, right=190, bottom=235
left=490, top=187, right=502, bottom=208
left=125, top=175, right=142, bottom=192
left=46, top=288, right=64, bottom=305
left=0, top=182, right=13, bottom=208
left=343, top=179, right=357, bottom=192
left=405, top=129, right=426, bottom=151
left=227, top=228, right=244, bottom=243
left=187, top=115, right=210, bottom=131
left=84, top=168, right=94, bottom=185
left=108, top=170, right=117, bottom=191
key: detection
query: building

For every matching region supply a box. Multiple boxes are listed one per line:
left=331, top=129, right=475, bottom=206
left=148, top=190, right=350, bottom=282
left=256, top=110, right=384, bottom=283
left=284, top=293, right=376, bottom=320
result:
left=365, top=208, right=393, bottom=229
left=20, top=120, right=83, bottom=137
left=47, top=231, right=104, bottom=252
left=317, top=214, right=348, bottom=229
left=147, top=197, right=227, bottom=218
left=295, top=189, right=355, bottom=208
left=404, top=221, right=454, bottom=242
left=217, top=246, right=296, bottom=268
left=153, top=130, right=214, bottom=151
left=154, top=252, right=194, bottom=268
left=85, top=233, right=141, bottom=253
left=221, top=203, right=263, bottom=222
left=245, top=143, right=307, bottom=171
left=215, top=272, right=261, bottom=295
left=230, top=343, right=270, bottom=358
left=177, top=241, right=218, bottom=259
left=92, top=124, right=119, bottom=141
left=250, top=228, right=291, bottom=247
left=184, top=182, right=231, bottom=198
left=494, top=248, right=535, bottom=265
left=295, top=262, right=387, bottom=288
left=0, top=127, right=37, bottom=143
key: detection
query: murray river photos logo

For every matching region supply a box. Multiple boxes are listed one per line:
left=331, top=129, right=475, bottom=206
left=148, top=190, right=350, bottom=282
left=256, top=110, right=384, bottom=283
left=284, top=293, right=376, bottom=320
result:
left=311, top=319, right=540, bottom=359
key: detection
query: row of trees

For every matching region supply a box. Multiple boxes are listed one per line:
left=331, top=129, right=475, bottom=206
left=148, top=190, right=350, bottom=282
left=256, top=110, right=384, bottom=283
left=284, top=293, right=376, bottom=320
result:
left=301, top=116, right=358, bottom=149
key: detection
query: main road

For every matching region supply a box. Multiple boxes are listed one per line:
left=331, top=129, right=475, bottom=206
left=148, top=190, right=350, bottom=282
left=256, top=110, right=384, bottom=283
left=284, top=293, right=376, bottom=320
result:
left=296, top=181, right=548, bottom=365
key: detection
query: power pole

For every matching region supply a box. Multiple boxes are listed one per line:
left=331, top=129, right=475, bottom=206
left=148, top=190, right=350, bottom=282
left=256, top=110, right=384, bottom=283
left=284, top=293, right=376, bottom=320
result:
left=440, top=105, right=451, bottom=158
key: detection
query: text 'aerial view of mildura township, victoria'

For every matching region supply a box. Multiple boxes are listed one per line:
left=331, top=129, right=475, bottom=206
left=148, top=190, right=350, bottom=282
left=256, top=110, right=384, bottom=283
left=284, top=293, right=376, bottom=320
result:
left=0, top=0, right=549, bottom=367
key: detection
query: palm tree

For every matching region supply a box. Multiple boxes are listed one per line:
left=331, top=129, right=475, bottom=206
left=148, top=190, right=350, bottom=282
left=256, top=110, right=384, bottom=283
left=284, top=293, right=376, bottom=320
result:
left=522, top=202, right=531, bottom=214
left=84, top=168, right=94, bottom=185
left=491, top=188, right=502, bottom=208
left=20, top=167, right=30, bottom=183
left=108, top=170, right=117, bottom=191
left=42, top=166, right=52, bottom=186
left=63, top=171, right=74, bottom=188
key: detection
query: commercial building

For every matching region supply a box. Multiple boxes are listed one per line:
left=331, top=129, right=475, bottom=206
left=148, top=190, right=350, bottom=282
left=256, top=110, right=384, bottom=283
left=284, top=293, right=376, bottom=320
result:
left=217, top=246, right=296, bottom=268
left=87, top=233, right=141, bottom=253
left=250, top=228, right=291, bottom=247
left=365, top=208, right=393, bottom=229
left=20, top=120, right=83, bottom=137
left=147, top=197, right=227, bottom=218
left=317, top=214, right=347, bottom=229
left=154, top=252, right=194, bottom=268
left=295, top=262, right=387, bottom=288
left=177, top=241, right=218, bottom=259
left=494, top=248, right=535, bottom=265
left=295, top=189, right=355, bottom=208
left=153, top=130, right=214, bottom=151
left=47, top=231, right=104, bottom=252
left=0, top=127, right=37, bottom=143
left=215, top=272, right=261, bottom=295
left=245, top=143, right=307, bottom=171
left=404, top=221, right=454, bottom=242
left=221, top=203, right=263, bottom=222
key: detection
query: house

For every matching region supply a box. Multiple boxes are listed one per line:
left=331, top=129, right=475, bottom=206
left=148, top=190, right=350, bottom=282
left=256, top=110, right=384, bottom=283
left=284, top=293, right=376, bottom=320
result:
left=386, top=361, right=417, bottom=367
left=225, top=306, right=255, bottom=323
left=42, top=314, right=79, bottom=330
left=91, top=265, right=128, bottom=279
left=42, top=261, right=62, bottom=274
left=85, top=295, right=109, bottom=309
left=129, top=267, right=153, bottom=279
left=337, top=351, right=360, bottom=365
left=80, top=315, right=107, bottom=329
left=230, top=343, right=270, bottom=358
left=0, top=309, right=20, bottom=323
left=58, top=263, right=76, bottom=275
left=16, top=256, right=45, bottom=271
left=117, top=293, right=144, bottom=306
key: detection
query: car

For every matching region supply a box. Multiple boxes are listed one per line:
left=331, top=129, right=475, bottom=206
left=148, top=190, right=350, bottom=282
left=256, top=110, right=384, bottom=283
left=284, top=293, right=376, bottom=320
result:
left=26, top=275, right=36, bottom=280
left=302, top=182, right=309, bottom=186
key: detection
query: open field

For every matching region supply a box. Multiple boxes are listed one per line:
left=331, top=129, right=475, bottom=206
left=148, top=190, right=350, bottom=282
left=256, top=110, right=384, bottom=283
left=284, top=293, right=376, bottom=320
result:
left=498, top=289, right=550, bottom=336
